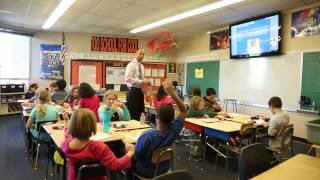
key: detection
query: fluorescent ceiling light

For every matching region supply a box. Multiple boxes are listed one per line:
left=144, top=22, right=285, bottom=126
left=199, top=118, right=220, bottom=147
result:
left=0, top=10, right=13, bottom=14
left=42, top=0, right=76, bottom=29
left=130, top=0, right=244, bottom=33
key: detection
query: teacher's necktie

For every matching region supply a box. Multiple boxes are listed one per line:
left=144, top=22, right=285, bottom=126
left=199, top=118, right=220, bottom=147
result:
left=138, top=64, right=143, bottom=80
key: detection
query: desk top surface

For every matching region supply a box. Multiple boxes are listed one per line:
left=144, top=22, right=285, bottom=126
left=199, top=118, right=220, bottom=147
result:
left=43, top=120, right=150, bottom=148
left=185, top=113, right=255, bottom=132
left=250, top=154, right=320, bottom=180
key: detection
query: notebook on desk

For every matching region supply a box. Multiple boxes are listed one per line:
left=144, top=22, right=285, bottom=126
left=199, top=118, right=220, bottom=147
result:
left=199, top=118, right=220, bottom=123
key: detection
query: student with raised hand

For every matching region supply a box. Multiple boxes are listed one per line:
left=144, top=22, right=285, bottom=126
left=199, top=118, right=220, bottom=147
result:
left=133, top=79, right=187, bottom=178
left=99, top=90, right=130, bottom=124
left=266, top=96, right=290, bottom=150
left=78, top=82, right=100, bottom=122
left=186, top=96, right=228, bottom=118
left=203, top=87, right=222, bottom=112
left=26, top=88, right=59, bottom=140
left=61, top=109, right=135, bottom=180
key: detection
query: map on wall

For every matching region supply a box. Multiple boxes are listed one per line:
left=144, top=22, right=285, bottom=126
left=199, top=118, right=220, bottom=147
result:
left=40, top=44, right=64, bottom=80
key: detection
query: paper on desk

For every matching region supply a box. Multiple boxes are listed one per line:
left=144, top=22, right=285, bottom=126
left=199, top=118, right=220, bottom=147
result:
left=125, top=134, right=140, bottom=141
left=90, top=132, right=113, bottom=141
left=114, top=84, right=121, bottom=91
left=255, top=119, right=265, bottom=125
left=199, top=118, right=220, bottom=123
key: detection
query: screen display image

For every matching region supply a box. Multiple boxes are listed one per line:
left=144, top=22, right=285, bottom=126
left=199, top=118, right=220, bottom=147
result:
left=230, top=13, right=281, bottom=59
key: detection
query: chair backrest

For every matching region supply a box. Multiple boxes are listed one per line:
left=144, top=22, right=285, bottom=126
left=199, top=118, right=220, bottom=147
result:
left=75, top=162, right=109, bottom=180
left=281, top=124, right=294, bottom=149
left=151, top=143, right=176, bottom=177
left=239, top=123, right=254, bottom=136
left=239, top=143, right=271, bottom=180
left=152, top=170, right=194, bottom=180
left=35, top=120, right=57, bottom=131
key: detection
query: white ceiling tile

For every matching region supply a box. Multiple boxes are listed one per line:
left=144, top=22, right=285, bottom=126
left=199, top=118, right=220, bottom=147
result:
left=97, top=17, right=129, bottom=27
left=65, top=22, right=91, bottom=32
left=69, top=0, right=101, bottom=12
left=84, top=26, right=108, bottom=34
left=0, top=0, right=28, bottom=15
left=75, top=13, right=106, bottom=25
left=112, top=5, right=154, bottom=20
left=134, top=0, right=172, bottom=9
left=89, top=0, right=131, bottom=16
left=58, top=9, right=83, bottom=22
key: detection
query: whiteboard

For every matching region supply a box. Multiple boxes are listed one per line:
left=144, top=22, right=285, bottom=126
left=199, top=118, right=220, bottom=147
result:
left=79, top=65, right=96, bottom=85
left=219, top=52, right=302, bottom=111
left=106, top=67, right=126, bottom=84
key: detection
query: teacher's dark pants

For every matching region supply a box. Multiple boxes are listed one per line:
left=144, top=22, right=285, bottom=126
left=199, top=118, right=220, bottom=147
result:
left=126, top=87, right=144, bottom=120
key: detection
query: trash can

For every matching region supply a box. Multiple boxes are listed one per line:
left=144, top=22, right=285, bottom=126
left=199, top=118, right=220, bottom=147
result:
left=305, top=119, right=320, bottom=144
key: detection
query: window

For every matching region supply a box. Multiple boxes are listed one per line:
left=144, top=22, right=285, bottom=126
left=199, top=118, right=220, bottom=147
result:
left=0, top=32, right=30, bottom=79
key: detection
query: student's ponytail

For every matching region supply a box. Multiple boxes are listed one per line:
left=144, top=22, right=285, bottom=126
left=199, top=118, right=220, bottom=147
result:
left=35, top=88, right=51, bottom=117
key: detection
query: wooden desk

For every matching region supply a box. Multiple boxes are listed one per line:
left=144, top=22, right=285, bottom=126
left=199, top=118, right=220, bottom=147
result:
left=251, top=154, right=320, bottom=180
left=43, top=120, right=150, bottom=148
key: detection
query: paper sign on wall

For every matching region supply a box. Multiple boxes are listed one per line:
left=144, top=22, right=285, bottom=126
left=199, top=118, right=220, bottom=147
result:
left=195, top=68, right=204, bottom=78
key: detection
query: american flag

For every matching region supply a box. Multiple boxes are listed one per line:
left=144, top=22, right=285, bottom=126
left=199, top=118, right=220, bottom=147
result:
left=61, top=32, right=67, bottom=65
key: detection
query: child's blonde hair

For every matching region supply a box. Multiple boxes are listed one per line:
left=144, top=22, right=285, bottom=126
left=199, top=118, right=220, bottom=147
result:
left=104, top=90, right=117, bottom=101
left=69, top=109, right=97, bottom=140
left=190, top=96, right=204, bottom=110
left=35, top=88, right=51, bottom=116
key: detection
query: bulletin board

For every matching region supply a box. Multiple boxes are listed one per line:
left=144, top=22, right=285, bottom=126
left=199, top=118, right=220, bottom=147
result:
left=104, top=61, right=129, bottom=91
left=144, top=64, right=167, bottom=91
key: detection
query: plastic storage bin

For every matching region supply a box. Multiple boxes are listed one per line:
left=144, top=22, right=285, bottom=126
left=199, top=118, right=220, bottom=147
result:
left=305, top=119, right=320, bottom=144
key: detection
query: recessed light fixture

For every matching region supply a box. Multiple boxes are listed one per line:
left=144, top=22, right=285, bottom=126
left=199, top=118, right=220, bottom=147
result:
left=42, top=0, right=77, bottom=29
left=0, top=10, right=13, bottom=14
left=130, top=0, right=244, bottom=33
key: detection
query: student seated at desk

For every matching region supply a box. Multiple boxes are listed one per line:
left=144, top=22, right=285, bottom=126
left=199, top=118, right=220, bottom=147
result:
left=51, top=79, right=68, bottom=104
left=78, top=82, right=100, bottom=122
left=266, top=96, right=290, bottom=150
left=25, top=83, right=38, bottom=99
left=154, top=85, right=174, bottom=109
left=61, top=109, right=135, bottom=180
left=203, top=88, right=221, bottom=112
left=67, top=85, right=79, bottom=108
left=186, top=96, right=228, bottom=118
left=99, top=90, right=130, bottom=123
left=192, top=87, right=201, bottom=97
left=132, top=80, right=187, bottom=178
left=26, top=88, right=59, bottom=140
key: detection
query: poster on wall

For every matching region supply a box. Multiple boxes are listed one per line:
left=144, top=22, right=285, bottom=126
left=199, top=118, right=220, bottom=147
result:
left=291, top=6, right=320, bottom=38
left=106, top=67, right=126, bottom=84
left=40, top=44, right=64, bottom=80
left=195, top=68, right=204, bottom=79
left=210, top=29, right=229, bottom=50
left=168, top=63, right=176, bottom=73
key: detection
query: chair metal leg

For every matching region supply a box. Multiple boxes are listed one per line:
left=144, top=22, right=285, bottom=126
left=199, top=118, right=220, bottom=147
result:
left=34, top=143, right=40, bottom=170
left=225, top=148, right=229, bottom=180
left=290, top=141, right=294, bottom=157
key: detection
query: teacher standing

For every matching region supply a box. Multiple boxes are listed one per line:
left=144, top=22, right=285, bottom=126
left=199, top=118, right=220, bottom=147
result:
left=125, top=48, right=150, bottom=120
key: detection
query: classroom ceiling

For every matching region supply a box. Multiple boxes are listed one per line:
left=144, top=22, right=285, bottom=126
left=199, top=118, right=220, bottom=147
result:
left=0, top=0, right=318, bottom=39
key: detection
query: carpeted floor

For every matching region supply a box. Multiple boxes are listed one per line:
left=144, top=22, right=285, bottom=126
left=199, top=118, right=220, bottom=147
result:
left=0, top=115, right=313, bottom=180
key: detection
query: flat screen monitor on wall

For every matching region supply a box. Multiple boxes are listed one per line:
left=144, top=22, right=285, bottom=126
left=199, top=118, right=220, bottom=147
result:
left=230, top=13, right=281, bottom=59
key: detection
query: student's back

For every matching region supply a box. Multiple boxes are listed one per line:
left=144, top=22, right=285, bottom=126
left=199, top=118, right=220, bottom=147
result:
left=51, top=79, right=68, bottom=104
left=268, top=110, right=290, bottom=149
left=61, top=109, right=134, bottom=180
left=133, top=80, right=187, bottom=178
left=78, top=82, right=100, bottom=122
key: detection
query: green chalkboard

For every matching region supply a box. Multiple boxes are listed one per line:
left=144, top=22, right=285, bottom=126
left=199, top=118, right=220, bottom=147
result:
left=186, top=61, right=220, bottom=96
left=301, top=51, right=320, bottom=111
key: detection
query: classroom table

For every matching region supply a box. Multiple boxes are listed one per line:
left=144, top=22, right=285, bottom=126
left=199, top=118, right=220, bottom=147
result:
left=42, top=120, right=150, bottom=148
left=250, top=154, right=320, bottom=180
left=43, top=120, right=150, bottom=180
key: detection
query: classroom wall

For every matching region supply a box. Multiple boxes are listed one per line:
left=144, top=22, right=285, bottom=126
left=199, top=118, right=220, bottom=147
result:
left=177, top=2, right=320, bottom=139
left=30, top=32, right=177, bottom=88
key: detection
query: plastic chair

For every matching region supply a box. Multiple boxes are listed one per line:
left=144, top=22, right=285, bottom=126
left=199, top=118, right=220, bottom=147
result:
left=152, top=170, right=194, bottom=180
left=205, top=123, right=254, bottom=179
left=75, top=162, right=110, bottom=180
left=30, top=120, right=57, bottom=170
left=267, top=124, right=294, bottom=161
left=132, top=144, right=176, bottom=180
left=238, top=143, right=271, bottom=180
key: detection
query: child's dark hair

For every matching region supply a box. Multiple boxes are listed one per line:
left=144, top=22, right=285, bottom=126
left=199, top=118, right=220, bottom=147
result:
left=28, top=83, right=38, bottom=91
left=192, top=87, right=201, bottom=96
left=268, top=96, right=282, bottom=108
left=78, top=82, right=96, bottom=98
left=206, top=88, right=217, bottom=96
left=157, top=85, right=167, bottom=101
left=56, top=79, right=66, bottom=90
left=157, top=104, right=175, bottom=125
